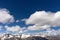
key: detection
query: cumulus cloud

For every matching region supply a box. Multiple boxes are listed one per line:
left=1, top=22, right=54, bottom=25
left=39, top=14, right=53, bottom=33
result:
left=5, top=25, right=21, bottom=32
left=24, top=11, right=60, bottom=26
left=5, top=25, right=28, bottom=34
left=36, top=28, right=60, bottom=36
left=46, top=29, right=60, bottom=36
left=27, top=25, right=50, bottom=30
left=0, top=8, right=14, bottom=24
left=31, top=29, right=60, bottom=36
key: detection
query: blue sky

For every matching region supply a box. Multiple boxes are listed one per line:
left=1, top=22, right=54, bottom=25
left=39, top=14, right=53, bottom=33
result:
left=0, top=0, right=60, bottom=35
left=0, top=0, right=60, bottom=20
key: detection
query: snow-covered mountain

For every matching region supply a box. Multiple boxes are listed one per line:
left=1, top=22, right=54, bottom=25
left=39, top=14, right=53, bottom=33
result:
left=0, top=34, right=32, bottom=40
left=0, top=34, right=60, bottom=40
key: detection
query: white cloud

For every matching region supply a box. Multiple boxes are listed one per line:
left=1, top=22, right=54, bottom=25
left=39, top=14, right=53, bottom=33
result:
left=22, top=11, right=60, bottom=36
left=16, top=20, right=19, bottom=22
left=0, top=26, right=3, bottom=30
left=46, top=29, right=60, bottom=36
left=24, top=11, right=60, bottom=26
left=5, top=25, right=28, bottom=34
left=36, top=28, right=60, bottom=36
left=0, top=8, right=14, bottom=24
left=31, top=29, right=60, bottom=36
left=5, top=25, right=21, bottom=32
left=19, top=27, right=28, bottom=33
left=27, top=25, right=50, bottom=30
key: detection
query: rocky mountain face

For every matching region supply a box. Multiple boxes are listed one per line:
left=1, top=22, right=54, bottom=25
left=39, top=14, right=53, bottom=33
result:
left=22, top=36, right=48, bottom=40
left=0, top=34, right=60, bottom=40
left=46, top=36, right=60, bottom=40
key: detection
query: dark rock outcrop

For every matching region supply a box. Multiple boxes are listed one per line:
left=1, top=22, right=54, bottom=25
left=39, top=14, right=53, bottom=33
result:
left=22, top=36, right=48, bottom=40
